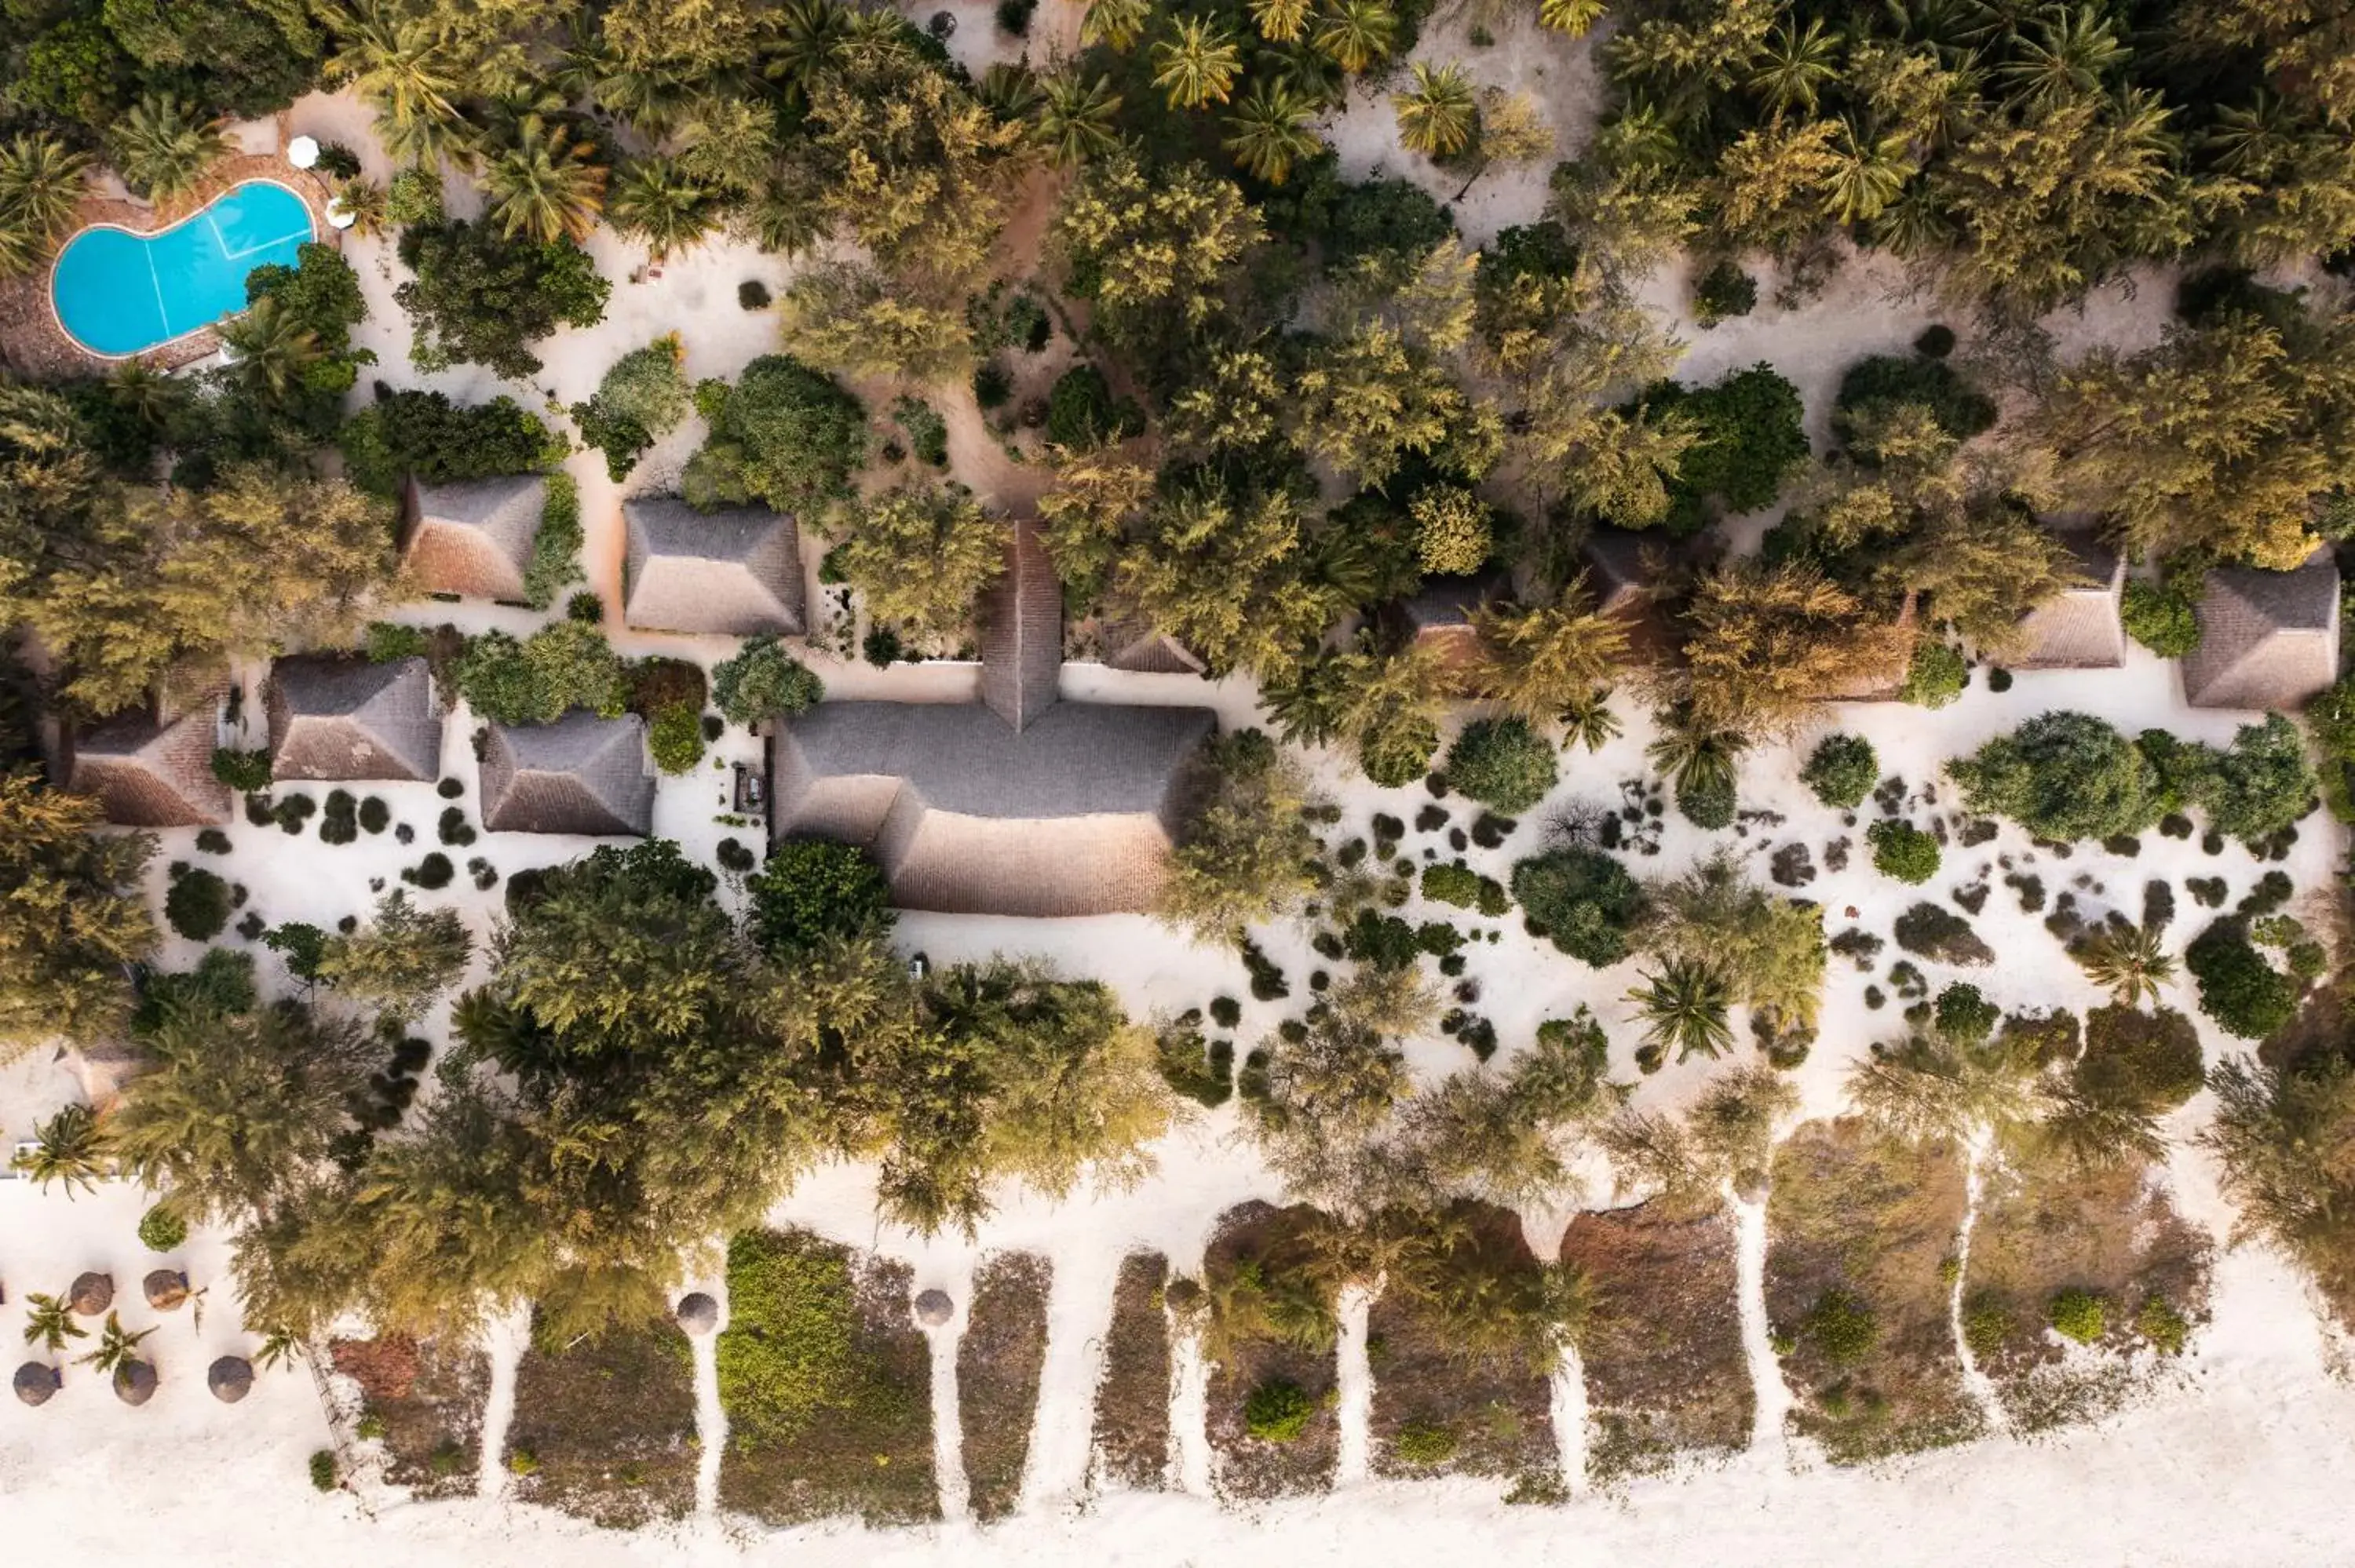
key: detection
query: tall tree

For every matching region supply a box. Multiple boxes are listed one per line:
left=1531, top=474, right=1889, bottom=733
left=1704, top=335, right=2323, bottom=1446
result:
left=0, top=774, right=155, bottom=1059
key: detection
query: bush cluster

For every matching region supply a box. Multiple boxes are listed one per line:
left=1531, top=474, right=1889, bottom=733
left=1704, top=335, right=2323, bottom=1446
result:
left=713, top=636, right=825, bottom=727
left=1801, top=734, right=1878, bottom=810
left=164, top=866, right=232, bottom=941
left=1421, top=860, right=1510, bottom=916
left=1897, top=641, right=1968, bottom=708
left=1948, top=711, right=2159, bottom=844
left=2185, top=921, right=2302, bottom=1040
left=1243, top=1377, right=1314, bottom=1442
left=2046, top=1289, right=2107, bottom=1344
left=1510, top=847, right=1644, bottom=966
left=1443, top=719, right=1557, bottom=815
left=1867, top=819, right=1940, bottom=884
left=2121, top=579, right=2202, bottom=658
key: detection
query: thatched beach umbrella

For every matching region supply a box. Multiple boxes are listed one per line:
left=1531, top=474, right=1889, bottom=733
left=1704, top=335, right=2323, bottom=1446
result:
left=913, top=1289, right=953, bottom=1328
left=113, top=1359, right=156, bottom=1406
left=674, top=1293, right=718, bottom=1336
left=68, top=1272, right=113, bottom=1316
left=207, top=1356, right=253, bottom=1404
left=13, top=1363, right=60, bottom=1407
left=144, top=1269, right=190, bottom=1311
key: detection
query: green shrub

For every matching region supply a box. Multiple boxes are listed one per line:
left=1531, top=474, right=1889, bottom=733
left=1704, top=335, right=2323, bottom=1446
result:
left=1961, top=1293, right=2012, bottom=1358
left=359, top=797, right=390, bottom=834
left=1898, top=641, right=1968, bottom=708
left=1691, top=259, right=1757, bottom=326
left=2077, top=1005, right=2204, bottom=1113
left=365, top=622, right=430, bottom=662
left=309, top=1450, right=338, bottom=1491
left=355, top=1411, right=387, bottom=1440
left=2177, top=714, right=2318, bottom=844
left=1647, top=363, right=1809, bottom=533
left=738, top=279, right=772, bottom=310
left=1915, top=324, right=1957, bottom=359
left=336, top=387, right=563, bottom=495
left=1510, top=847, right=1645, bottom=966
left=522, top=471, right=584, bottom=611
left=571, top=337, right=691, bottom=480
left=396, top=221, right=610, bottom=380
left=435, top=804, right=476, bottom=847
left=1443, top=719, right=1557, bottom=815
left=1893, top=903, right=1994, bottom=965
left=195, top=827, right=232, bottom=855
left=1045, top=365, right=1142, bottom=450
left=164, top=867, right=232, bottom=941
left=748, top=841, right=896, bottom=960
left=1802, top=734, right=1878, bottom=809
left=973, top=362, right=1012, bottom=410
left=1932, top=982, right=1999, bottom=1045
left=648, top=705, right=706, bottom=775
left=684, top=356, right=867, bottom=516
left=274, top=793, right=316, bottom=835
left=2185, top=921, right=2301, bottom=1040
left=1676, top=769, right=1737, bottom=829
left=452, top=622, right=626, bottom=726
left=1392, top=1419, right=1459, bottom=1465
left=507, top=1447, right=540, bottom=1475
left=1803, top=1289, right=1879, bottom=1365
left=2047, top=1288, right=2106, bottom=1344
left=1156, top=1026, right=1233, bottom=1109
left=1243, top=1377, right=1314, bottom=1442
left=1360, top=710, right=1441, bottom=788
left=319, top=789, right=358, bottom=845
left=889, top=395, right=950, bottom=468
left=402, top=852, right=455, bottom=892
left=137, top=1205, right=188, bottom=1252
left=210, top=747, right=272, bottom=792
left=1948, top=711, right=2160, bottom=843
left=2136, top=1296, right=2189, bottom=1355
left=1422, top=860, right=1510, bottom=916
left=2120, top=579, right=2201, bottom=658
left=713, top=636, right=824, bottom=727
left=1867, top=819, right=1940, bottom=884
left=1832, top=353, right=1998, bottom=452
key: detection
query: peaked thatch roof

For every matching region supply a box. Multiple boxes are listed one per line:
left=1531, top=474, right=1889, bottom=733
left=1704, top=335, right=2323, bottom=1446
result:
left=401, top=475, right=545, bottom=602
left=1095, top=611, right=1207, bottom=676
left=621, top=496, right=805, bottom=636
left=479, top=711, right=655, bottom=837
left=979, top=519, right=1061, bottom=731
left=770, top=699, right=1216, bottom=917
left=2182, top=551, right=2342, bottom=709
left=1580, top=528, right=1681, bottom=664
left=265, top=655, right=441, bottom=782
left=2012, top=534, right=2127, bottom=669
left=62, top=704, right=228, bottom=827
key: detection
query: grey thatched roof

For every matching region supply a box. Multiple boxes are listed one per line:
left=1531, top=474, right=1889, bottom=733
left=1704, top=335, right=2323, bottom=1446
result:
left=771, top=699, right=1216, bottom=917
left=265, top=655, right=440, bottom=782
left=1095, top=611, right=1207, bottom=676
left=1397, top=572, right=1507, bottom=635
left=2012, top=534, right=2127, bottom=669
left=63, top=706, right=227, bottom=827
left=2182, top=552, right=2342, bottom=709
left=1580, top=528, right=1681, bottom=662
left=479, top=711, right=655, bottom=837
left=402, top=475, right=545, bottom=601
left=979, top=519, right=1061, bottom=731
left=622, top=496, right=805, bottom=636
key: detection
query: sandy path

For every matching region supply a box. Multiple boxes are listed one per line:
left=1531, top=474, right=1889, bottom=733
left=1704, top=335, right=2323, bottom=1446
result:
left=471, top=1307, right=530, bottom=1500
left=1333, top=1282, right=1378, bottom=1486
left=1017, top=1239, right=1123, bottom=1511
left=1948, top=1132, right=2009, bottom=1434
left=1728, top=1189, right=1793, bottom=1461
left=926, top=1278, right=974, bottom=1525
left=1168, top=1315, right=1214, bottom=1497
left=689, top=1277, right=730, bottom=1515
left=1551, top=1339, right=1590, bottom=1492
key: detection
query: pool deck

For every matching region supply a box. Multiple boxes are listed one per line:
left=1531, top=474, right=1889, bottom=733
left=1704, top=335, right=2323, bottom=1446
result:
left=0, top=139, right=339, bottom=380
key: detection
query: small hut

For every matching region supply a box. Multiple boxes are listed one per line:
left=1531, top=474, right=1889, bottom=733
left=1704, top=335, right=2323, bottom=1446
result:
left=2182, top=551, right=2343, bottom=709
left=144, top=1270, right=190, bottom=1311
left=621, top=497, right=805, bottom=636
left=69, top=1271, right=114, bottom=1317
left=13, top=1363, right=60, bottom=1406
left=1580, top=528, right=1681, bottom=664
left=674, top=1293, right=719, bottom=1336
left=400, top=474, right=546, bottom=602
left=913, top=1289, right=954, bottom=1327
left=478, top=712, right=657, bottom=837
left=2011, top=534, right=2127, bottom=669
left=206, top=1356, right=254, bottom=1404
left=113, top=1359, right=157, bottom=1406
left=1386, top=572, right=1510, bottom=666
left=264, top=655, right=442, bottom=782
left=58, top=702, right=228, bottom=827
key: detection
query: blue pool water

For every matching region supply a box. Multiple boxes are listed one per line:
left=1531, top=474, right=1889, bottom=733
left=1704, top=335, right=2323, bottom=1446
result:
left=49, top=181, right=316, bottom=357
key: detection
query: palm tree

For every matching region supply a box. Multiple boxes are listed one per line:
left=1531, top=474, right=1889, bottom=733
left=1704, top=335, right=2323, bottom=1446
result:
left=1223, top=78, right=1322, bottom=184
left=0, top=213, right=34, bottom=282
left=1824, top=119, right=1916, bottom=224
left=2205, top=92, right=2298, bottom=181
left=21, top=1293, right=87, bottom=1354
left=1393, top=62, right=1477, bottom=159
left=76, top=1312, right=153, bottom=1377
left=1152, top=16, right=1243, bottom=110
left=217, top=297, right=324, bottom=403
left=0, top=133, right=93, bottom=243
left=1747, top=18, right=1843, bottom=115
left=608, top=158, right=717, bottom=263
left=106, top=359, right=195, bottom=439
left=1998, top=2, right=2128, bottom=110
left=110, top=94, right=232, bottom=203
left=1251, top=0, right=1313, bottom=43
left=1467, top=580, right=1633, bottom=724
left=2073, top=918, right=2175, bottom=1008
left=253, top=1325, right=302, bottom=1371
left=1628, top=958, right=1736, bottom=1062
left=13, top=1103, right=108, bottom=1195
left=977, top=62, right=1046, bottom=125
left=1561, top=688, right=1622, bottom=753
left=331, top=177, right=389, bottom=239
left=769, top=0, right=856, bottom=108
left=1081, top=0, right=1153, bottom=51
left=1036, top=72, right=1124, bottom=167
left=1645, top=706, right=1749, bottom=797
left=2204, top=1053, right=2355, bottom=1301
left=324, top=2, right=461, bottom=131
left=1315, top=0, right=1399, bottom=75
left=484, top=113, right=608, bottom=245
left=1538, top=0, right=1606, bottom=35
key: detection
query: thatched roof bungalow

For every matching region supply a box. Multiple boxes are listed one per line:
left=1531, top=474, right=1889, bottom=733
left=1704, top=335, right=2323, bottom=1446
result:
left=479, top=711, right=655, bottom=837
left=621, top=496, right=805, bottom=636
left=264, top=655, right=440, bottom=782
left=979, top=519, right=1062, bottom=731
left=59, top=704, right=226, bottom=826
left=2182, top=551, right=2342, bottom=709
left=2011, top=534, right=2127, bottom=669
left=400, top=475, right=545, bottom=602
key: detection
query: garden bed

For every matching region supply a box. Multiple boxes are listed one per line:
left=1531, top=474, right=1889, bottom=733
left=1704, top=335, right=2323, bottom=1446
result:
left=958, top=1251, right=1051, bottom=1521
left=1559, top=1194, right=1751, bottom=1482
left=1202, top=1202, right=1340, bottom=1501
left=717, top=1228, right=937, bottom=1528
left=1765, top=1119, right=1981, bottom=1464
left=1090, top=1252, right=1172, bottom=1491
left=1964, top=1151, right=2212, bottom=1431
left=330, top=1333, right=487, bottom=1499
left=507, top=1314, right=697, bottom=1529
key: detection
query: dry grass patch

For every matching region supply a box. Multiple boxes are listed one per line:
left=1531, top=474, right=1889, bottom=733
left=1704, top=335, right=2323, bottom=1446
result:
left=1090, top=1252, right=1172, bottom=1491
left=1200, top=1202, right=1340, bottom=1501
left=1765, top=1118, right=1982, bottom=1464
left=508, top=1314, right=697, bottom=1529
left=1964, top=1151, right=2212, bottom=1431
left=958, top=1252, right=1051, bottom=1522
left=330, top=1333, right=486, bottom=1499
left=717, top=1228, right=937, bottom=1527
left=1560, top=1194, right=1751, bottom=1482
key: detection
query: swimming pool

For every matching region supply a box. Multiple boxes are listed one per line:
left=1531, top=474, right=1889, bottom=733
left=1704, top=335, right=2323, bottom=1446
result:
left=49, top=180, right=317, bottom=358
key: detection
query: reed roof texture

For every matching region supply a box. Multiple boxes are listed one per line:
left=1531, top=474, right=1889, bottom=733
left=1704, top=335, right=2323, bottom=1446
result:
left=62, top=702, right=228, bottom=826
left=2012, top=534, right=2127, bottom=669
left=621, top=496, right=805, bottom=636
left=401, top=474, right=545, bottom=602
left=979, top=518, right=1061, bottom=731
left=478, top=710, right=655, bottom=837
left=264, top=655, right=440, bottom=782
left=2182, top=551, right=2342, bottom=709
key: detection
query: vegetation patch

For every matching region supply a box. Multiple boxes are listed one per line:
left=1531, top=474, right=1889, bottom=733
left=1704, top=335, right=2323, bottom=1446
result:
left=717, top=1229, right=936, bottom=1527
left=330, top=1333, right=487, bottom=1499
left=509, top=1313, right=696, bottom=1529
left=1765, top=1120, right=1981, bottom=1464
left=958, top=1253, right=1051, bottom=1522
left=1199, top=1204, right=1340, bottom=1501
left=1090, top=1253, right=1173, bottom=1491
left=1559, top=1195, right=1750, bottom=1484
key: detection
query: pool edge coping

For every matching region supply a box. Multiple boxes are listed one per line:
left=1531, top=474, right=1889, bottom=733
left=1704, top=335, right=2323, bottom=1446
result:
left=46, top=175, right=322, bottom=363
